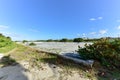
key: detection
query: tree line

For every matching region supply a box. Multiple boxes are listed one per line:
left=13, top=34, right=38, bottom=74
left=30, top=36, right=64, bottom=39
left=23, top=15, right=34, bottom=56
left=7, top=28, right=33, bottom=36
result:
left=20, top=37, right=118, bottom=43
left=34, top=38, right=101, bottom=42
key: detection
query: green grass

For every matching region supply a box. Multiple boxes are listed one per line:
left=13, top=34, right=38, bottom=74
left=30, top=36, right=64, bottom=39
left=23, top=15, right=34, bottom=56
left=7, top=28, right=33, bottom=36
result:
left=0, top=42, right=17, bottom=53
left=0, top=34, right=17, bottom=53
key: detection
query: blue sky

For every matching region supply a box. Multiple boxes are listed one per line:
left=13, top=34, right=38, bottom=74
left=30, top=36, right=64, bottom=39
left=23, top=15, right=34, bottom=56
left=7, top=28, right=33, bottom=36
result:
left=0, top=0, right=120, bottom=40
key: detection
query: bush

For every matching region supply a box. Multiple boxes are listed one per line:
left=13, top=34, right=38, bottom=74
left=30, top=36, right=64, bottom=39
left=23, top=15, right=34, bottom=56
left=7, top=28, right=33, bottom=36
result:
left=22, top=40, right=28, bottom=43
left=73, top=38, right=83, bottom=42
left=77, top=39, right=120, bottom=68
left=0, top=34, right=13, bottom=48
left=59, top=38, right=68, bottom=42
left=46, top=39, right=53, bottom=42
left=29, top=42, right=36, bottom=46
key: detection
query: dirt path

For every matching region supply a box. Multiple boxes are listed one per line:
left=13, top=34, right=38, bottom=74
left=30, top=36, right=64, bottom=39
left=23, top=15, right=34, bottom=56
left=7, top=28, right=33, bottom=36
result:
left=0, top=61, right=90, bottom=80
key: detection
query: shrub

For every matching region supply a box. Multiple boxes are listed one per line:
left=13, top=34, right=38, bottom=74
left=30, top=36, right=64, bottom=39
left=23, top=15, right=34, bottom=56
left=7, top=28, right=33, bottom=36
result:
left=73, top=38, right=83, bottom=42
left=29, top=42, right=36, bottom=46
left=46, top=39, right=53, bottom=42
left=59, top=38, right=68, bottom=42
left=0, top=34, right=14, bottom=48
left=77, top=39, right=120, bottom=68
left=22, top=40, right=28, bottom=43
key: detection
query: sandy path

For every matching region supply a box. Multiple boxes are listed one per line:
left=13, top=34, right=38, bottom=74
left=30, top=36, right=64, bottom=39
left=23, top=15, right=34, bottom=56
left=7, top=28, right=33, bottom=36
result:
left=0, top=64, right=27, bottom=80
left=0, top=61, right=90, bottom=80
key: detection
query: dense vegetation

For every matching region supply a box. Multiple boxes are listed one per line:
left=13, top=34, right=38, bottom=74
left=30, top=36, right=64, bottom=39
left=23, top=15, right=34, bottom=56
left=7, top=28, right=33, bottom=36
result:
left=77, top=39, right=120, bottom=68
left=0, top=34, right=16, bottom=53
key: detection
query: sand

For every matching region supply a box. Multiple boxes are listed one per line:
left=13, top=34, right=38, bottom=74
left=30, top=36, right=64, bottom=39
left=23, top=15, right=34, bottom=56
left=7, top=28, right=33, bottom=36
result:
left=0, top=61, right=90, bottom=80
left=32, top=42, right=92, bottom=54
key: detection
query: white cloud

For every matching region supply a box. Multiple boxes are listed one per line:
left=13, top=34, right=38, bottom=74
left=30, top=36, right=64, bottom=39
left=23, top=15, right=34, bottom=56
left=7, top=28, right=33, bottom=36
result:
left=90, top=32, right=96, bottom=35
left=2, top=32, right=21, bottom=37
left=82, top=33, right=86, bottom=36
left=98, top=17, right=103, bottom=20
left=0, top=32, right=25, bottom=40
left=82, top=33, right=86, bottom=37
left=29, top=29, right=40, bottom=32
left=117, top=25, right=120, bottom=30
left=0, top=25, right=9, bottom=30
left=99, top=30, right=107, bottom=35
left=89, top=18, right=96, bottom=21
left=117, top=20, right=120, bottom=22
left=89, top=16, right=103, bottom=21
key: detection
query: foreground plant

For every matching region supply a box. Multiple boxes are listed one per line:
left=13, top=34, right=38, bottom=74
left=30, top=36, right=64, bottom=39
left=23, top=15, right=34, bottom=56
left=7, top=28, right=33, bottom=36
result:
left=77, top=39, right=120, bottom=68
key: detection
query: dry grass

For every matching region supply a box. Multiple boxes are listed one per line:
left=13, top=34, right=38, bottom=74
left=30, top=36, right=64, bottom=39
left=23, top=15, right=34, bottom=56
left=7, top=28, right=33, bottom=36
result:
left=6, top=44, right=120, bottom=80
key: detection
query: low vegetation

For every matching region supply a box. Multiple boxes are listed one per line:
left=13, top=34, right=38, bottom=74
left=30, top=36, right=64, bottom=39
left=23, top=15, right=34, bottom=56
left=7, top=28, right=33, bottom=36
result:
left=59, top=38, right=69, bottom=42
left=0, top=34, right=17, bottom=53
left=73, top=38, right=83, bottom=42
left=78, top=39, right=120, bottom=68
left=29, top=42, right=36, bottom=46
left=22, top=40, right=28, bottom=43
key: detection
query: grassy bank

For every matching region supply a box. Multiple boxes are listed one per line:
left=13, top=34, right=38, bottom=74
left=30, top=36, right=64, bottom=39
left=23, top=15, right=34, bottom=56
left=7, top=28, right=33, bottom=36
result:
left=0, top=42, right=17, bottom=53
left=4, top=44, right=95, bottom=79
left=4, top=44, right=119, bottom=80
left=0, top=34, right=17, bottom=53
